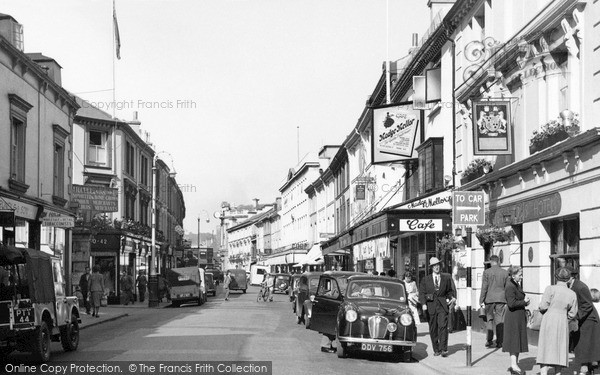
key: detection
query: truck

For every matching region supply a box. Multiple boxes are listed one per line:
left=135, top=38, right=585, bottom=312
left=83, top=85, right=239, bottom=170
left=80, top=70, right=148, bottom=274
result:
left=0, top=244, right=81, bottom=362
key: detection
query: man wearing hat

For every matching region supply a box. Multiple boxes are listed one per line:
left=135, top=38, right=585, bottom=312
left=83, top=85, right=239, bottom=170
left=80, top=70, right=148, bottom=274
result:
left=419, top=256, right=456, bottom=357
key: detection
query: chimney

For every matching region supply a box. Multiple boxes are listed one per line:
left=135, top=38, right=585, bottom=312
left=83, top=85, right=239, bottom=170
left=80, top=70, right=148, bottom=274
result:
left=253, top=198, right=260, bottom=210
left=26, top=53, right=62, bottom=85
left=275, top=197, right=282, bottom=211
left=0, top=14, right=24, bottom=51
left=409, top=33, right=419, bottom=54
left=128, top=111, right=142, bottom=135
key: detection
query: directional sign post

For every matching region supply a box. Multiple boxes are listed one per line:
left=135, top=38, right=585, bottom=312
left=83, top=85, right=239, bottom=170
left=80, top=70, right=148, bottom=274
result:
left=452, top=190, right=485, bottom=368
left=452, top=191, right=485, bottom=226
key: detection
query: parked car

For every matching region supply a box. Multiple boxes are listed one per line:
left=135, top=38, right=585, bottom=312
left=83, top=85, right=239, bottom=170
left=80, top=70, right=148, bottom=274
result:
left=204, top=272, right=216, bottom=297
left=289, top=274, right=302, bottom=311
left=0, top=244, right=81, bottom=362
left=271, top=273, right=291, bottom=294
left=311, top=273, right=416, bottom=361
left=295, top=272, right=322, bottom=325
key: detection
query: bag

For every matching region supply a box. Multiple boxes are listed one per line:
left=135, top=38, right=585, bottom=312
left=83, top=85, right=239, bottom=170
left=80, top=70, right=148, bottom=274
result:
left=478, top=306, right=487, bottom=322
left=527, top=309, right=543, bottom=330
left=101, top=295, right=108, bottom=307
left=452, top=308, right=467, bottom=332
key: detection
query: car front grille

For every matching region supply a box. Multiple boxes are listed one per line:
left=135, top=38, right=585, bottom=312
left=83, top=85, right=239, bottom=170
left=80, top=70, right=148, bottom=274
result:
left=367, top=315, right=389, bottom=339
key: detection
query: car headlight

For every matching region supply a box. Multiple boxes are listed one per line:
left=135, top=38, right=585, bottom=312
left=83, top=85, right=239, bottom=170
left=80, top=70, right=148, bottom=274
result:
left=400, top=313, right=413, bottom=326
left=345, top=309, right=358, bottom=322
left=387, top=322, right=398, bottom=332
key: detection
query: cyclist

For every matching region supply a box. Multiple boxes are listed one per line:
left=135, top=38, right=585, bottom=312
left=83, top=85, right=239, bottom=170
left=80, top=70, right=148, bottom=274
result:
left=261, top=273, right=274, bottom=302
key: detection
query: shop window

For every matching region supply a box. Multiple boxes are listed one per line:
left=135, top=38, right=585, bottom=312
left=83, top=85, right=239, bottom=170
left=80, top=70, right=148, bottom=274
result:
left=549, top=216, right=579, bottom=283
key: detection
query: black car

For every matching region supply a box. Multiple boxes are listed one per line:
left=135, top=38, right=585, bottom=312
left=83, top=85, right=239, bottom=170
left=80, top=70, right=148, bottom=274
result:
left=295, top=272, right=322, bottom=325
left=271, top=273, right=291, bottom=294
left=310, top=273, right=416, bottom=362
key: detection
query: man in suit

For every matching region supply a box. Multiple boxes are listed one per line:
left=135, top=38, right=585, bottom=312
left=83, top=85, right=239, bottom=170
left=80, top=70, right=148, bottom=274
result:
left=79, top=266, right=91, bottom=314
left=419, top=257, right=456, bottom=357
left=479, top=255, right=509, bottom=348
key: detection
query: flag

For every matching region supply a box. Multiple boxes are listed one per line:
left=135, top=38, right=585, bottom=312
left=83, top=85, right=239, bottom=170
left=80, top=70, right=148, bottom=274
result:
left=113, top=0, right=121, bottom=59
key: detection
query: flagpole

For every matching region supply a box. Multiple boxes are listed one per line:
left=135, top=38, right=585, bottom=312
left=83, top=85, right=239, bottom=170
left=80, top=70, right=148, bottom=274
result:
left=112, top=0, right=117, bottom=172
left=385, top=0, right=391, bottom=104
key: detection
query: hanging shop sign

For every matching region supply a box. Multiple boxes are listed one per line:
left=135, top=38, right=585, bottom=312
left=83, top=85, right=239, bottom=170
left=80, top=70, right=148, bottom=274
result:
left=355, top=184, right=366, bottom=200
left=71, top=185, right=119, bottom=213
left=472, top=100, right=513, bottom=155
left=371, top=102, right=421, bottom=164
left=399, top=218, right=444, bottom=232
left=398, top=190, right=452, bottom=210
left=489, top=192, right=561, bottom=226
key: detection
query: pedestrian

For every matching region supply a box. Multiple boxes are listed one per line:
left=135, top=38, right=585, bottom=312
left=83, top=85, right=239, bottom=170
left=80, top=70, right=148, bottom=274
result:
left=503, top=265, right=530, bottom=375
left=89, top=265, right=105, bottom=317
left=568, top=268, right=600, bottom=375
left=418, top=257, right=456, bottom=358
left=403, top=271, right=420, bottom=325
left=479, top=255, right=509, bottom=348
left=223, top=270, right=231, bottom=301
left=79, top=266, right=91, bottom=315
left=591, top=288, right=600, bottom=314
left=120, top=270, right=134, bottom=305
left=537, top=267, right=578, bottom=375
left=387, top=269, right=397, bottom=278
left=136, top=270, right=148, bottom=303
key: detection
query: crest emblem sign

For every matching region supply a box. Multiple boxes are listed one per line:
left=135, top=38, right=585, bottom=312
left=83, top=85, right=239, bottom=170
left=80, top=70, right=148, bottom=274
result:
left=472, top=100, right=512, bottom=155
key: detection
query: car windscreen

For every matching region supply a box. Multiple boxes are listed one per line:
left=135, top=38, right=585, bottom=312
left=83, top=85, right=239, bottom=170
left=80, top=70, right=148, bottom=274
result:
left=347, top=280, right=406, bottom=301
left=308, top=277, right=319, bottom=292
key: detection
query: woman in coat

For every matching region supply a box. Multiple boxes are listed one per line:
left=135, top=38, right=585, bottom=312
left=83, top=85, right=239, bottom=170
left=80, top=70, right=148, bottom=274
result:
left=503, top=265, right=530, bottom=375
left=89, top=265, right=105, bottom=317
left=537, top=267, right=578, bottom=375
left=569, top=268, right=600, bottom=375
left=502, top=266, right=529, bottom=375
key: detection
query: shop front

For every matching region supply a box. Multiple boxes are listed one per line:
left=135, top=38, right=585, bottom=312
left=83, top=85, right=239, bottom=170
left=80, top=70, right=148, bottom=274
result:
left=89, top=232, right=153, bottom=304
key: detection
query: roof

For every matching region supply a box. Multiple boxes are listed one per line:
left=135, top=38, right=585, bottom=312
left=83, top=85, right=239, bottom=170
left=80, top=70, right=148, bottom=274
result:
left=347, top=275, right=403, bottom=283
left=0, top=13, right=18, bottom=22
left=226, top=207, right=275, bottom=232
left=26, top=52, right=63, bottom=68
left=73, top=95, right=122, bottom=123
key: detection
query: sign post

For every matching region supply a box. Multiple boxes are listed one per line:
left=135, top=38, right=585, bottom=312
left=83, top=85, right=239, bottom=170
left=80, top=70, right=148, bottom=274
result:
left=452, top=191, right=485, bottom=367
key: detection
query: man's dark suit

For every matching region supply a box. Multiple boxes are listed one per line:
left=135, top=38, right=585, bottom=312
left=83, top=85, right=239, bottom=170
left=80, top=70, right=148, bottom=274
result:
left=570, top=279, right=600, bottom=363
left=79, top=271, right=90, bottom=314
left=419, top=272, right=456, bottom=353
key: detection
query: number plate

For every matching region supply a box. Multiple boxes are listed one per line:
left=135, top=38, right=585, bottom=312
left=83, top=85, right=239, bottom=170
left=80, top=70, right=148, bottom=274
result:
left=360, top=343, right=393, bottom=352
left=13, top=307, right=34, bottom=324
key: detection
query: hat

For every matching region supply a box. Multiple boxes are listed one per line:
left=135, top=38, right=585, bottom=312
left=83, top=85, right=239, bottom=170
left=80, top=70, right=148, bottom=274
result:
left=555, top=267, right=572, bottom=282
left=565, top=265, right=578, bottom=275
left=429, top=257, right=442, bottom=267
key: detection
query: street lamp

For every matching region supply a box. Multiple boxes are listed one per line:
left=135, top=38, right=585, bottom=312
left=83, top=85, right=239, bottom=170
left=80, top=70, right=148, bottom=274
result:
left=197, top=210, right=210, bottom=248
left=149, top=151, right=176, bottom=308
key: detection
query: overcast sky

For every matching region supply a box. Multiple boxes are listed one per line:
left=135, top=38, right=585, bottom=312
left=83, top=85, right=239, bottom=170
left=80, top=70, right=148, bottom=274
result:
left=3, top=0, right=430, bottom=234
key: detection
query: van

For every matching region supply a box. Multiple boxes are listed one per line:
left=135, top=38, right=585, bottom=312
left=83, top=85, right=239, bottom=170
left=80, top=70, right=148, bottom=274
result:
left=167, top=267, right=206, bottom=307
left=249, top=264, right=269, bottom=286
left=227, top=268, right=248, bottom=293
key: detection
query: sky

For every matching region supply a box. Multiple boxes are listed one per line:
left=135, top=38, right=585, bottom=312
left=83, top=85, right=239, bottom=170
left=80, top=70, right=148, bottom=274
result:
left=2, top=0, right=430, bottom=234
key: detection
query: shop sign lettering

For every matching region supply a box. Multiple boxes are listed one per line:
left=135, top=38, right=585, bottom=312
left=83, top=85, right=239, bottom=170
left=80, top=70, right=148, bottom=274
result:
left=399, top=219, right=443, bottom=232
left=490, top=192, right=561, bottom=226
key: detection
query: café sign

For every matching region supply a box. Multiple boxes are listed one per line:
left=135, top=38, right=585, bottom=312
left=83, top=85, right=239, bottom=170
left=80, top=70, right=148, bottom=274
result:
left=490, top=192, right=561, bottom=226
left=399, top=218, right=443, bottom=232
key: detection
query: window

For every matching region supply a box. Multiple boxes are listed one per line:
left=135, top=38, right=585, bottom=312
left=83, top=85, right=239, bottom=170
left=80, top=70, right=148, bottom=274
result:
left=10, top=117, right=26, bottom=182
left=140, top=155, right=149, bottom=186
left=88, top=130, right=108, bottom=165
left=550, top=216, right=580, bottom=282
left=416, top=138, right=444, bottom=194
left=126, top=141, right=135, bottom=177
left=53, top=144, right=64, bottom=197
left=140, top=198, right=149, bottom=226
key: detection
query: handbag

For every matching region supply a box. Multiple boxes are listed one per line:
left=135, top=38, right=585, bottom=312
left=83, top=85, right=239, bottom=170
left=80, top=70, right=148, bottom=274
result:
left=478, top=306, right=487, bottom=322
left=527, top=309, right=543, bottom=330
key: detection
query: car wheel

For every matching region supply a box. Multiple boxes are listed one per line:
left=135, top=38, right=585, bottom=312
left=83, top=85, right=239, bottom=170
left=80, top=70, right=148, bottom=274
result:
left=304, top=312, right=311, bottom=329
left=242, top=289, right=246, bottom=294
left=32, top=321, right=51, bottom=362
left=60, top=313, right=80, bottom=351
left=393, top=346, right=412, bottom=362
left=172, top=301, right=180, bottom=307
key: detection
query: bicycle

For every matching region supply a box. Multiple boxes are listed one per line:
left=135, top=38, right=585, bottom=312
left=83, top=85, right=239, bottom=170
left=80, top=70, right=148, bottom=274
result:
left=257, top=285, right=270, bottom=302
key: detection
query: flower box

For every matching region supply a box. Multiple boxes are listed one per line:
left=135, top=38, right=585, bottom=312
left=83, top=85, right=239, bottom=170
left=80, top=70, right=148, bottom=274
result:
left=529, top=116, right=580, bottom=155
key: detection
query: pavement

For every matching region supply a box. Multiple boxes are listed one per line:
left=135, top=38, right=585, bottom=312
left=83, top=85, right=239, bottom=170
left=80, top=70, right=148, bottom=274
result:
left=78, top=302, right=584, bottom=375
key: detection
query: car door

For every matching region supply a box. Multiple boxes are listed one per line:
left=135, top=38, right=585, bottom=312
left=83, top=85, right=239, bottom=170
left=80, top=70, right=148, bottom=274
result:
left=310, top=276, right=341, bottom=336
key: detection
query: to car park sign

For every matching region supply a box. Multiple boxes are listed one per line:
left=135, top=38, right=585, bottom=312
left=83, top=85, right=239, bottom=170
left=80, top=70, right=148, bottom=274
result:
left=453, top=191, right=485, bottom=225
